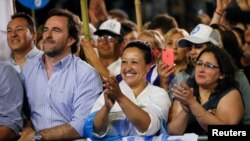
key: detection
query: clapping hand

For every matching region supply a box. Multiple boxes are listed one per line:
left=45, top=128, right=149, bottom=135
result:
left=171, top=81, right=195, bottom=107
left=102, top=74, right=123, bottom=109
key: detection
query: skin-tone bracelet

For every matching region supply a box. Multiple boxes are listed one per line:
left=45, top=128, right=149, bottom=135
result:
left=215, top=11, right=223, bottom=17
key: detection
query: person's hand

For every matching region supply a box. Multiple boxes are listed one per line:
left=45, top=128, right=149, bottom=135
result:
left=171, top=81, right=195, bottom=106
left=157, top=59, right=175, bottom=89
left=89, top=0, right=108, bottom=28
left=103, top=92, right=115, bottom=110
left=216, top=0, right=231, bottom=14
left=18, top=127, right=35, bottom=141
left=102, top=74, right=123, bottom=101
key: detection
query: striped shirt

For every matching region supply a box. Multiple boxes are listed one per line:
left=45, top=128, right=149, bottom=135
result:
left=21, top=53, right=103, bottom=137
left=0, top=61, right=23, bottom=134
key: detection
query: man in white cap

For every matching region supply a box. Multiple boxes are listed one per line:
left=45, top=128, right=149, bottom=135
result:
left=178, top=24, right=220, bottom=64
left=94, top=19, right=124, bottom=76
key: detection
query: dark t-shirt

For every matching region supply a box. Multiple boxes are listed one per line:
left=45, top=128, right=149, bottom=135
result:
left=184, top=87, right=235, bottom=135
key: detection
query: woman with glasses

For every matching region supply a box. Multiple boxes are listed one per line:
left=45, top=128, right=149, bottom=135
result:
left=167, top=45, right=244, bottom=135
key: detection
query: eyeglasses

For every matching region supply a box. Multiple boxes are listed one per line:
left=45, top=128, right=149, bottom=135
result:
left=97, top=35, right=116, bottom=42
left=195, top=60, right=219, bottom=69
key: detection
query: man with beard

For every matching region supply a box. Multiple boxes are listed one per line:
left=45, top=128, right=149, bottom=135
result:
left=19, top=8, right=103, bottom=141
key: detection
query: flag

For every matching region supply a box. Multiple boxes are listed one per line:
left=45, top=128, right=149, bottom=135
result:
left=17, top=0, right=50, bottom=10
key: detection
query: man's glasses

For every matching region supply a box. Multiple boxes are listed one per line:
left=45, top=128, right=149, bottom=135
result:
left=195, top=60, right=219, bottom=70
left=97, top=35, right=116, bottom=42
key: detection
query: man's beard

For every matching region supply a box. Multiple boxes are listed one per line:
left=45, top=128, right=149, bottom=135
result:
left=44, top=39, right=66, bottom=57
left=45, top=48, right=63, bottom=57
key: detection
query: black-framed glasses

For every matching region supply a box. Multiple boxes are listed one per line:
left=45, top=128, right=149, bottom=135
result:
left=97, top=35, right=116, bottom=42
left=195, top=60, right=219, bottom=69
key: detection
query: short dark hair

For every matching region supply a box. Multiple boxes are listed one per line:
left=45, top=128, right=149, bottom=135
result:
left=148, top=14, right=178, bottom=34
left=121, top=20, right=137, bottom=34
left=46, top=8, right=81, bottom=54
left=11, top=12, right=36, bottom=33
left=124, top=40, right=152, bottom=64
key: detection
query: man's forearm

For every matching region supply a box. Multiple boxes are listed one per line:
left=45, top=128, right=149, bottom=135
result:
left=40, top=123, right=81, bottom=140
left=0, top=126, right=16, bottom=140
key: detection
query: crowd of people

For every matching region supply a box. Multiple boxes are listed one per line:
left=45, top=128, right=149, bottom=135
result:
left=0, top=0, right=250, bottom=140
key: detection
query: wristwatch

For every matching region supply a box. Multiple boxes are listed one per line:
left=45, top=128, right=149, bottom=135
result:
left=34, top=131, right=43, bottom=141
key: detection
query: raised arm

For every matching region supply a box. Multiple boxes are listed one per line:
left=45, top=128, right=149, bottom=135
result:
left=81, top=39, right=110, bottom=77
left=210, top=0, right=231, bottom=25
left=89, top=0, right=108, bottom=28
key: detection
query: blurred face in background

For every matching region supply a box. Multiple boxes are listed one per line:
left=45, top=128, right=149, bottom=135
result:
left=188, top=43, right=208, bottom=63
left=97, top=34, right=120, bottom=59
left=138, top=33, right=162, bottom=64
left=165, top=33, right=188, bottom=64
left=121, top=31, right=138, bottom=53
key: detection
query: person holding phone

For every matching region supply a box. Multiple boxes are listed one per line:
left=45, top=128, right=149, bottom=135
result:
left=157, top=28, right=189, bottom=99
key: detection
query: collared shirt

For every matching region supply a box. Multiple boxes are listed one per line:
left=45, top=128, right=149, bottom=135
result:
left=21, top=53, right=103, bottom=137
left=91, top=80, right=171, bottom=137
left=6, top=46, right=42, bottom=73
left=0, top=61, right=23, bottom=134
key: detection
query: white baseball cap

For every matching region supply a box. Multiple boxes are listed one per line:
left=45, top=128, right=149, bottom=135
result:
left=178, top=24, right=219, bottom=47
left=94, top=19, right=123, bottom=38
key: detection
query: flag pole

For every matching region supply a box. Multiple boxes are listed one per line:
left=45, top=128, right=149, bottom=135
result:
left=13, top=0, right=16, bottom=13
left=134, top=0, right=142, bottom=33
left=80, top=0, right=90, bottom=40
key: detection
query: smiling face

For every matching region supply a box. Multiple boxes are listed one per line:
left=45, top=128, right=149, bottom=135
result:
left=121, top=47, right=151, bottom=88
left=195, top=52, right=221, bottom=89
left=43, top=16, right=74, bottom=58
left=96, top=34, right=120, bottom=59
left=7, top=18, right=35, bottom=52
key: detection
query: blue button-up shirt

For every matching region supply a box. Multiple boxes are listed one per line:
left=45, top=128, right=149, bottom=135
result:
left=6, top=46, right=42, bottom=73
left=0, top=61, right=23, bottom=134
left=21, top=53, right=103, bottom=137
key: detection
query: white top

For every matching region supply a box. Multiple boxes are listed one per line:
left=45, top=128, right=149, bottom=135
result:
left=107, top=57, right=121, bottom=76
left=91, top=80, right=171, bottom=137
